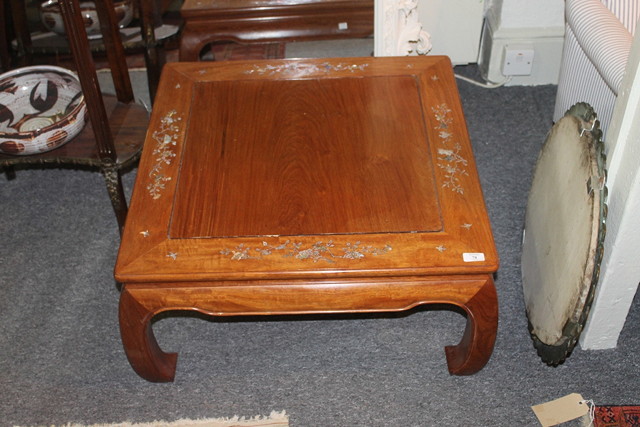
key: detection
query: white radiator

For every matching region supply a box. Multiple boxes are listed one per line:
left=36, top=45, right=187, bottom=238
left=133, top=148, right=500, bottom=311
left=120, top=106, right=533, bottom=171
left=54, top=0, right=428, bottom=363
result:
left=554, top=0, right=640, bottom=137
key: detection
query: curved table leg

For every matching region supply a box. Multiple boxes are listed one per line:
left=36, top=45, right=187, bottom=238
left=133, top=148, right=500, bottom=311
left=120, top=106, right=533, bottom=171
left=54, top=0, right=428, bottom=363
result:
left=178, top=29, right=208, bottom=62
left=119, top=287, right=177, bottom=382
left=444, top=276, right=498, bottom=375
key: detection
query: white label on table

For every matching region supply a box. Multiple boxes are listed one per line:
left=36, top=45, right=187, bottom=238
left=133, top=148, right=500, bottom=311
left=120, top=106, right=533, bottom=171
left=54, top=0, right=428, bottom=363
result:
left=463, top=252, right=485, bottom=262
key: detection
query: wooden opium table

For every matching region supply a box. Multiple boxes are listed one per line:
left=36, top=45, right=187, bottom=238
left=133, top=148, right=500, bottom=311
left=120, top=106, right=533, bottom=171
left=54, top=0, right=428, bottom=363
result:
left=115, top=56, right=499, bottom=382
left=178, top=0, right=373, bottom=61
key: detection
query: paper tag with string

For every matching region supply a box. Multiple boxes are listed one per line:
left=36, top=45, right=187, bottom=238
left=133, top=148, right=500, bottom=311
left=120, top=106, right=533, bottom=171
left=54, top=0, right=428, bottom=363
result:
left=531, top=393, right=592, bottom=426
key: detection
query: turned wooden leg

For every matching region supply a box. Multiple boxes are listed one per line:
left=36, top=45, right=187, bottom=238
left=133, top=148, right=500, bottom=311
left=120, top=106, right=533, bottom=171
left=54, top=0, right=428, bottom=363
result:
left=100, top=161, right=128, bottom=236
left=0, top=0, right=9, bottom=71
left=119, top=287, right=178, bottom=382
left=444, top=276, right=498, bottom=375
left=3, top=165, right=16, bottom=180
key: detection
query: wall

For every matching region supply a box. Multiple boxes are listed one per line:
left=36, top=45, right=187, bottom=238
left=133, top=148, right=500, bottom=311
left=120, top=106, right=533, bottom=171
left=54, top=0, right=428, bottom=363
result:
left=416, top=0, right=485, bottom=65
left=496, top=0, right=564, bottom=28
left=580, top=28, right=640, bottom=349
left=478, top=0, right=565, bottom=85
left=375, top=0, right=563, bottom=75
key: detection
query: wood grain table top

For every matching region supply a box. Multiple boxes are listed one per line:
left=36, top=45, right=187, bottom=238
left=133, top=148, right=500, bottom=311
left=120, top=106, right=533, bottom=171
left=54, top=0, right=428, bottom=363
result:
left=115, top=56, right=498, bottom=283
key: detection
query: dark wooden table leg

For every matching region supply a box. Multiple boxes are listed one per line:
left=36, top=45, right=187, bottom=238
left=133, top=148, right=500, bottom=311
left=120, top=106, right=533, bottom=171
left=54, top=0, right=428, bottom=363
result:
left=100, top=161, right=128, bottom=236
left=119, top=286, right=178, bottom=382
left=138, top=0, right=165, bottom=103
left=444, top=276, right=498, bottom=375
left=3, top=165, right=17, bottom=180
left=178, top=28, right=206, bottom=61
left=0, top=0, right=11, bottom=71
left=9, top=0, right=32, bottom=66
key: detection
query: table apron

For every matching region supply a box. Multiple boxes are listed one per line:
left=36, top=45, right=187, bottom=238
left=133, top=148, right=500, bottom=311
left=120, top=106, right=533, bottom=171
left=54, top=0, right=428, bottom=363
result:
left=121, top=274, right=494, bottom=317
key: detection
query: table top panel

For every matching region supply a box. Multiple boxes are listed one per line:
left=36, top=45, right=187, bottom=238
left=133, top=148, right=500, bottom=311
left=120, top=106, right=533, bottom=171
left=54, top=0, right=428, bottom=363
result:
left=169, top=75, right=442, bottom=238
left=116, top=57, right=498, bottom=282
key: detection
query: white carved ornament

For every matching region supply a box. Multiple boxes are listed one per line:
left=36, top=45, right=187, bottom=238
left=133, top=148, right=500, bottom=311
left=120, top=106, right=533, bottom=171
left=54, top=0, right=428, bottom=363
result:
left=377, top=0, right=432, bottom=56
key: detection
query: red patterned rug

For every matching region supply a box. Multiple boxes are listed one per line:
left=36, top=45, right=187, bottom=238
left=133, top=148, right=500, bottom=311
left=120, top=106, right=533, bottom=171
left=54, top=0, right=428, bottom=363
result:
left=594, top=406, right=640, bottom=426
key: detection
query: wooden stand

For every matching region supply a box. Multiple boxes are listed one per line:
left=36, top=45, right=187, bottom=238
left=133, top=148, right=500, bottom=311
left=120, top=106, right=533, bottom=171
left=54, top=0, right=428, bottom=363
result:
left=0, top=0, right=151, bottom=235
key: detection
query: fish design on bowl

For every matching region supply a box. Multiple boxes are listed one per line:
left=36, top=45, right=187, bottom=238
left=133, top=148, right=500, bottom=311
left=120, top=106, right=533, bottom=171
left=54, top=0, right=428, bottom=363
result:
left=0, top=65, right=87, bottom=155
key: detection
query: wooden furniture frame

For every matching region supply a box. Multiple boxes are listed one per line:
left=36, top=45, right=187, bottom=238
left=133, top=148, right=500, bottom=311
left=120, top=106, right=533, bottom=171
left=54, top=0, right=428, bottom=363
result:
left=0, top=0, right=167, bottom=102
left=115, top=56, right=499, bottom=382
left=179, top=0, right=373, bottom=61
left=0, top=1, right=9, bottom=70
left=1, top=0, right=33, bottom=69
left=0, top=0, right=150, bottom=234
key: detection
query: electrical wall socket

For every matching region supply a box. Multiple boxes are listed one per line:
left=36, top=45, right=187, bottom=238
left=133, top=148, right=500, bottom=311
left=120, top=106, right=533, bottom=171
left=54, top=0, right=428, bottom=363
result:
left=502, top=45, right=535, bottom=76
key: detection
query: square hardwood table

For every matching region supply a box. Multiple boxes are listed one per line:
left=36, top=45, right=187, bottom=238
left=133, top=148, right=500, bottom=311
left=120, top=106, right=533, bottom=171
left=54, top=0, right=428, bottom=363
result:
left=115, top=56, right=499, bottom=382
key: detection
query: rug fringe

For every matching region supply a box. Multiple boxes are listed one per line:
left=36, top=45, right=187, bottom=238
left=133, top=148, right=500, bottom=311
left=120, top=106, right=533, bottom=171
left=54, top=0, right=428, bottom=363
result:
left=18, top=410, right=288, bottom=427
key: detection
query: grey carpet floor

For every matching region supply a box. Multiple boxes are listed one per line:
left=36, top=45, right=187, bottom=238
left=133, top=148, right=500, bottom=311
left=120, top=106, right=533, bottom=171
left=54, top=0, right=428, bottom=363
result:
left=1, top=42, right=639, bottom=426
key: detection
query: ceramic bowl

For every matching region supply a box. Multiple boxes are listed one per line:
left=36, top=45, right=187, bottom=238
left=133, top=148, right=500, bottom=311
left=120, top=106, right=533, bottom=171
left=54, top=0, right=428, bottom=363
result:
left=40, top=0, right=134, bottom=39
left=0, top=65, right=87, bottom=156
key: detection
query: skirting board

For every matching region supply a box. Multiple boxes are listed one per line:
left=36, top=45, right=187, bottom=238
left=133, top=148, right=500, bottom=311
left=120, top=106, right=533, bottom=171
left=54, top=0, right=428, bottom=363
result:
left=478, top=18, right=565, bottom=86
